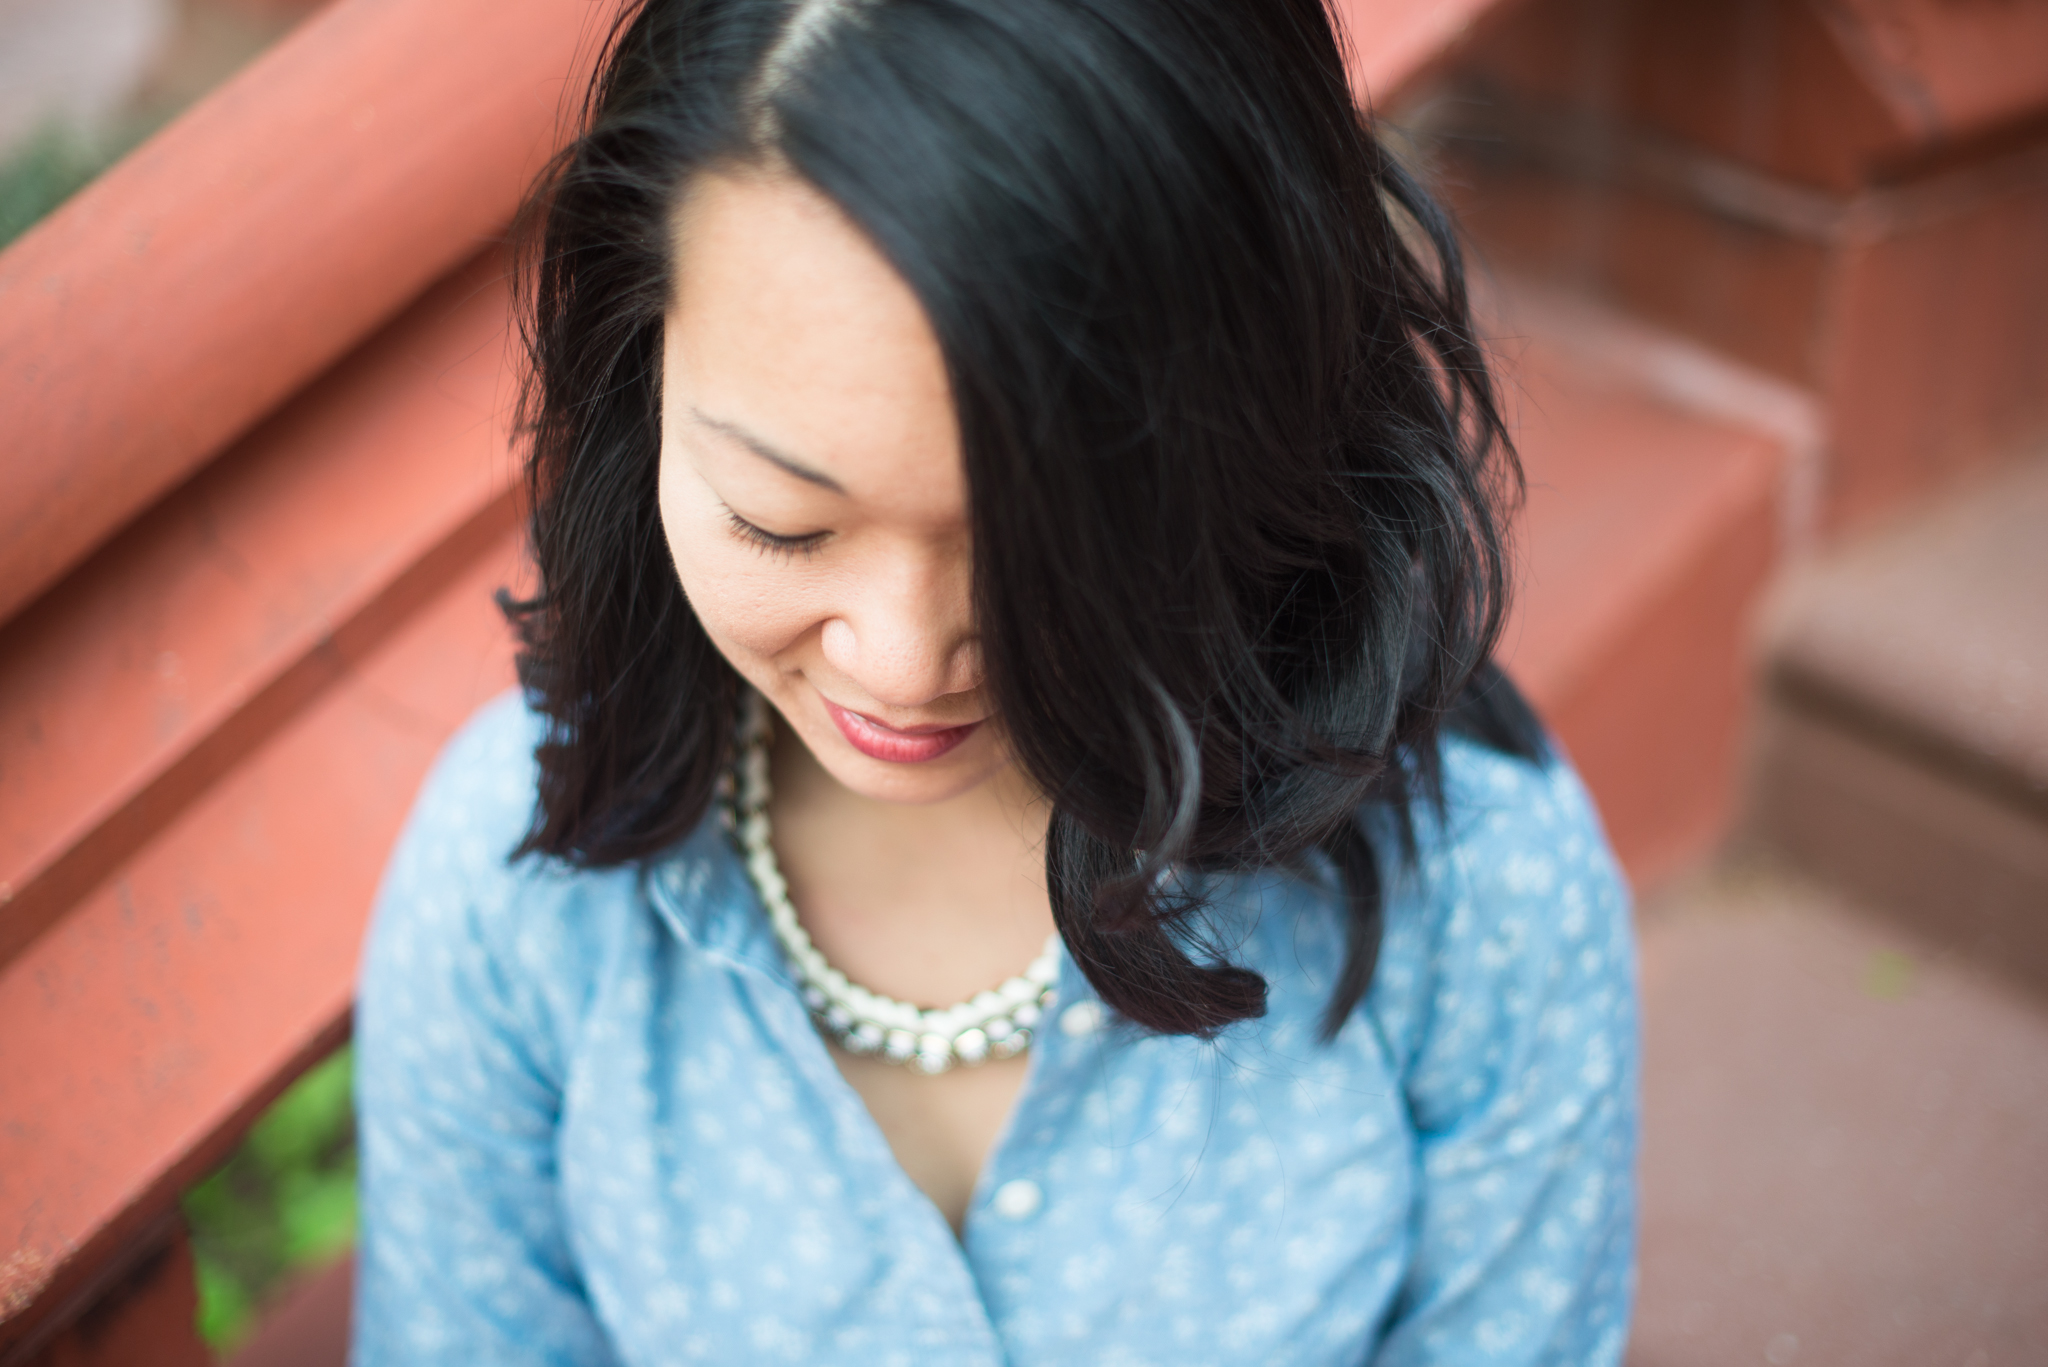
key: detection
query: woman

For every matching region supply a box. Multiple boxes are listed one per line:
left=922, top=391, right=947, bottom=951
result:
left=352, top=0, right=1639, bottom=1362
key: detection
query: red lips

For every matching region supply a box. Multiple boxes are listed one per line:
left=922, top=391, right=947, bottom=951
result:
left=822, top=698, right=981, bottom=763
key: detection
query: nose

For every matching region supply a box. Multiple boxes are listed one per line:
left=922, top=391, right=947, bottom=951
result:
left=818, top=543, right=979, bottom=710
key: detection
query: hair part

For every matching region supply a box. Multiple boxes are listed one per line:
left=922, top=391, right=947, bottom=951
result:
left=744, top=0, right=868, bottom=138
left=506, top=0, right=1544, bottom=1042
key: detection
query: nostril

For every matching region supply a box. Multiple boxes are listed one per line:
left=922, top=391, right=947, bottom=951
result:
left=818, top=618, right=859, bottom=672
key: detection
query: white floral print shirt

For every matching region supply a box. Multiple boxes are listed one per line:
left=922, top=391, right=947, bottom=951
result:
left=351, top=692, right=1637, bottom=1366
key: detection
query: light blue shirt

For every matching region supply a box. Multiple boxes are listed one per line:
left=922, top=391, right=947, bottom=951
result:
left=352, top=692, right=1638, bottom=1366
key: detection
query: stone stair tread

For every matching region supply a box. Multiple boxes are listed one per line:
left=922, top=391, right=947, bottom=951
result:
left=1633, top=861, right=2048, bottom=1366
left=1767, top=452, right=2048, bottom=811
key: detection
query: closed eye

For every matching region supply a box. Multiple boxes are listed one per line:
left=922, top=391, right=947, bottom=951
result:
left=723, top=507, right=829, bottom=560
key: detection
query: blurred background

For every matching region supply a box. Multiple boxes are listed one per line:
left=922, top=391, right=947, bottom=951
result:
left=0, top=0, right=309, bottom=246
left=0, top=0, right=2042, bottom=1362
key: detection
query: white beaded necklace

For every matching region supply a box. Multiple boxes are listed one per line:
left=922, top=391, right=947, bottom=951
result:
left=723, top=692, right=1060, bottom=1074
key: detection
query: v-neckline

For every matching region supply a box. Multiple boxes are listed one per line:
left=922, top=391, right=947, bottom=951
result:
left=648, top=830, right=1090, bottom=1359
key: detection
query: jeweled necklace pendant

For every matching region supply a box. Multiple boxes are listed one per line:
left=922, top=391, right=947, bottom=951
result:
left=722, top=692, right=1060, bottom=1074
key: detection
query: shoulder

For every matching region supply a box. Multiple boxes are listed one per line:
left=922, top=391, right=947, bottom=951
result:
left=1427, top=733, right=1622, bottom=909
left=370, top=689, right=586, bottom=943
left=1365, top=735, right=1637, bottom=1126
left=359, top=691, right=642, bottom=1082
left=386, top=688, right=548, bottom=883
left=1377, top=732, right=1629, bottom=958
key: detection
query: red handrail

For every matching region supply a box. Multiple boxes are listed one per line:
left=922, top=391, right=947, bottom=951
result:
left=0, top=0, right=611, bottom=629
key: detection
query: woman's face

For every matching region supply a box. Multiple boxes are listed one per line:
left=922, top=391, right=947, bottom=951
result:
left=659, top=169, right=1003, bottom=805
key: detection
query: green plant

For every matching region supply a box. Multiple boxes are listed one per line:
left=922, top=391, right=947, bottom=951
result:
left=0, top=122, right=121, bottom=248
left=182, top=1045, right=358, bottom=1351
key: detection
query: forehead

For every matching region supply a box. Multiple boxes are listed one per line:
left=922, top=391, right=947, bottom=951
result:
left=664, top=170, right=964, bottom=520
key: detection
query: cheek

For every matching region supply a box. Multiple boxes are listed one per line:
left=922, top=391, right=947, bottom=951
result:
left=659, top=465, right=821, bottom=667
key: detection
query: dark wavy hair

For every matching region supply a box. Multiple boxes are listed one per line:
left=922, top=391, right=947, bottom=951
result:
left=506, top=0, right=1545, bottom=1040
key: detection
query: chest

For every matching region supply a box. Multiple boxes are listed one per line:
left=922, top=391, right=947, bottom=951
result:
left=553, top=949, right=1418, bottom=1367
left=829, top=1042, right=1032, bottom=1233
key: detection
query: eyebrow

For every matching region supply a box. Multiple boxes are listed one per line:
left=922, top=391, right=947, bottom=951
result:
left=690, top=409, right=845, bottom=493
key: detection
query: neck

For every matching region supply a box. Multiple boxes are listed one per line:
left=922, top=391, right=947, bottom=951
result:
left=766, top=725, right=1056, bottom=1009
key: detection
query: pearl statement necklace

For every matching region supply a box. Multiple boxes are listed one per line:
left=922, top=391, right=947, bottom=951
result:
left=723, top=692, right=1060, bottom=1074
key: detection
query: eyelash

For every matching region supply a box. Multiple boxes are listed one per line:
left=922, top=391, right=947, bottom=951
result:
left=723, top=508, right=828, bottom=561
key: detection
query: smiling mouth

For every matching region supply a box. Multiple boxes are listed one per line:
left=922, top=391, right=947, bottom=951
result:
left=822, top=698, right=982, bottom=763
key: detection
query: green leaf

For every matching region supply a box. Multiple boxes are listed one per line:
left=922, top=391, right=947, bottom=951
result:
left=247, top=1047, right=356, bottom=1173
left=183, top=1044, right=358, bottom=1347
left=278, top=1164, right=360, bottom=1267
left=0, top=122, right=114, bottom=248
left=192, top=1245, right=257, bottom=1351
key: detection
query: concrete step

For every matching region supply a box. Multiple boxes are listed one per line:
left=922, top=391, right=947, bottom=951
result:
left=1748, top=451, right=2048, bottom=1000
left=1632, top=859, right=2048, bottom=1366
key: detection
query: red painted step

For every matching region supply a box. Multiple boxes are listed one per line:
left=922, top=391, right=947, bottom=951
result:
left=0, top=525, right=520, bottom=1357
left=1489, top=284, right=1792, bottom=888
left=0, top=0, right=604, bottom=625
left=0, top=251, right=519, bottom=972
left=0, top=252, right=525, bottom=1354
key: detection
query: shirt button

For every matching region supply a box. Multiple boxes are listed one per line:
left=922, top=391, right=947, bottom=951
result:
left=1058, top=1000, right=1104, bottom=1038
left=991, top=1178, right=1043, bottom=1220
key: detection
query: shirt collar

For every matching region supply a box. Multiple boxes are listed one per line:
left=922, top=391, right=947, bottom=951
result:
left=643, top=814, right=796, bottom=986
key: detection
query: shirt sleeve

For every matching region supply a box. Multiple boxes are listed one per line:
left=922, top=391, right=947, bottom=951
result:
left=350, top=701, right=622, bottom=1367
left=1369, top=754, right=1640, bottom=1367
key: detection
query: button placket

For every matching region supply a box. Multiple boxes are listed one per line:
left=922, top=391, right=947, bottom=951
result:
left=991, top=1177, right=1043, bottom=1220
left=963, top=949, right=1087, bottom=1247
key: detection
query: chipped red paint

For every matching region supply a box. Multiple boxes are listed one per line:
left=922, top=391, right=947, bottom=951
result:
left=0, top=1247, right=53, bottom=1324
